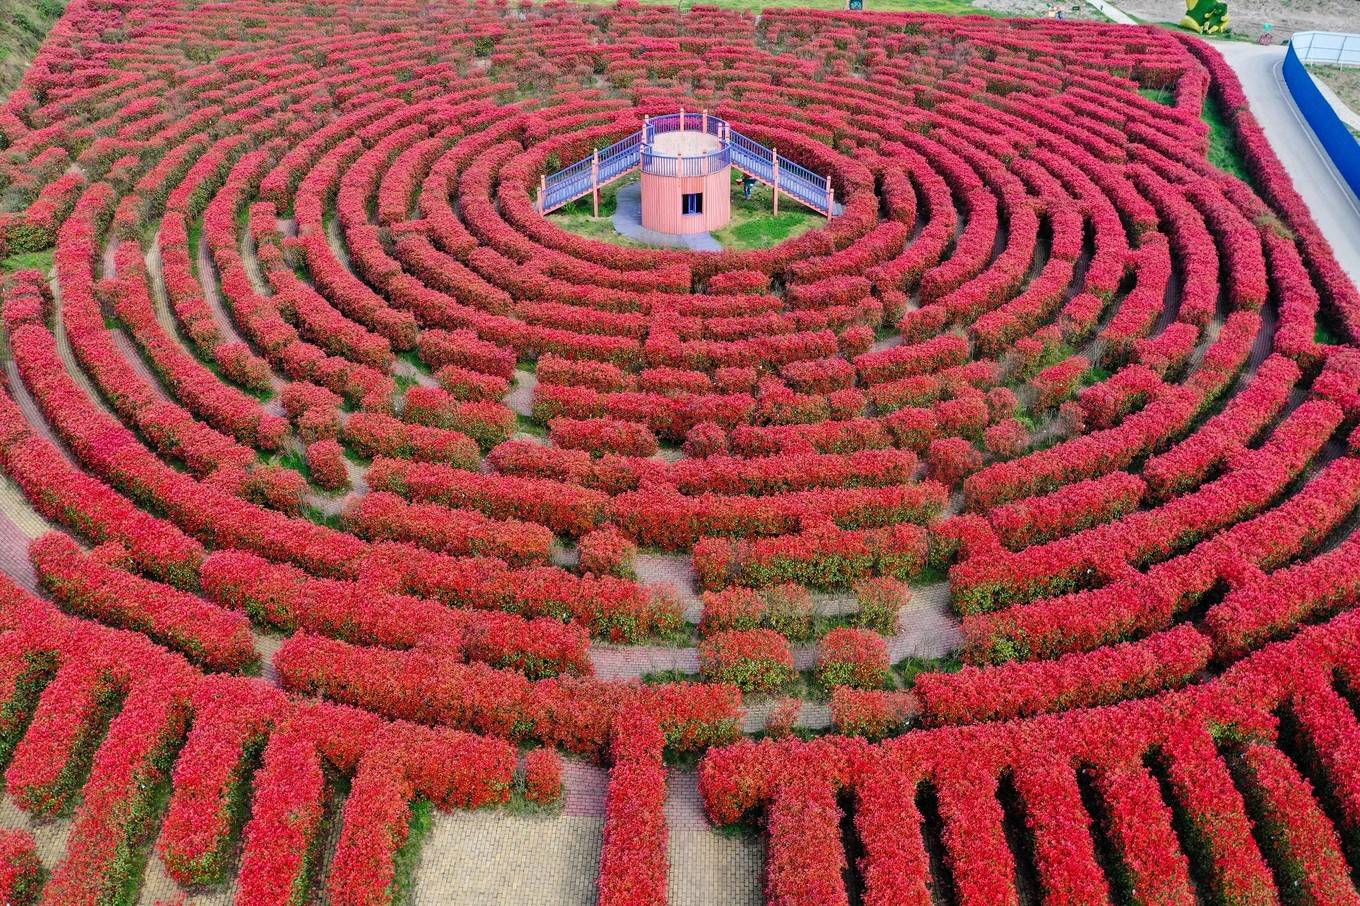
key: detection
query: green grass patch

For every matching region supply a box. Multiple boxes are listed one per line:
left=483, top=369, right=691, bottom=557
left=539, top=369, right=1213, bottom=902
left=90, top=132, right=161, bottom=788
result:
left=713, top=813, right=764, bottom=841
left=260, top=446, right=309, bottom=474
left=398, top=349, right=430, bottom=374
left=391, top=798, right=435, bottom=906
left=186, top=216, right=204, bottom=278
left=909, top=563, right=948, bottom=587
left=1315, top=319, right=1344, bottom=346
left=710, top=175, right=822, bottom=250
left=642, top=668, right=702, bottom=686
left=1202, top=94, right=1251, bottom=183
left=1138, top=86, right=1175, bottom=106
left=0, top=0, right=69, bottom=102
left=1253, top=212, right=1294, bottom=241
left=1080, top=365, right=1112, bottom=387
left=515, top=413, right=548, bottom=438
left=548, top=179, right=659, bottom=250
left=505, top=785, right=565, bottom=818
left=1, top=248, right=54, bottom=273
left=301, top=505, right=342, bottom=529
left=894, top=652, right=964, bottom=690
left=342, top=446, right=372, bottom=467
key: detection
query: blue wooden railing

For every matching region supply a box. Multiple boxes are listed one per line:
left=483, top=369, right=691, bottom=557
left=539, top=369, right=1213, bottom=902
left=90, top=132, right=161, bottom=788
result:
left=538, top=112, right=835, bottom=216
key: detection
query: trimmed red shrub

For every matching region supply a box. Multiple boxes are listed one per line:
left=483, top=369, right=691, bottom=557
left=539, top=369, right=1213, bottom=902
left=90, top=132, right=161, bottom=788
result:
left=764, top=698, right=802, bottom=739
left=815, top=628, right=890, bottom=690
left=306, top=440, right=350, bottom=491
left=577, top=527, right=637, bottom=579
left=764, top=583, right=816, bottom=641
left=853, top=577, right=910, bottom=635
left=829, top=688, right=911, bottom=739
left=700, top=587, right=767, bottom=637
left=927, top=437, right=983, bottom=488
left=550, top=417, right=659, bottom=458
left=699, top=630, right=794, bottom=694
left=683, top=422, right=729, bottom=458
left=0, top=830, right=43, bottom=906
left=523, top=748, right=563, bottom=806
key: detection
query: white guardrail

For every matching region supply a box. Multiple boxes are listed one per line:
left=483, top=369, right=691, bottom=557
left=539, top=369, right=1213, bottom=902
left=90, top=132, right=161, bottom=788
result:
left=1290, top=31, right=1360, bottom=67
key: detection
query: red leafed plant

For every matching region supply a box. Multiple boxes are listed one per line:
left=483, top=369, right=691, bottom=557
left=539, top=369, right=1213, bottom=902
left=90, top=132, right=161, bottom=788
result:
left=0, top=830, right=43, bottom=906
left=853, top=577, right=910, bottom=635
left=306, top=439, right=350, bottom=491
left=815, top=627, right=890, bottom=690
left=700, top=587, right=767, bottom=637
left=577, top=526, right=638, bottom=579
left=523, top=748, right=563, bottom=806
left=829, top=688, right=912, bottom=739
left=699, top=630, right=795, bottom=694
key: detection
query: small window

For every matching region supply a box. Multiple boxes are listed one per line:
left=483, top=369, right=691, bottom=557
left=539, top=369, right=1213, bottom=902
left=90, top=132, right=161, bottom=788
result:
left=681, top=192, right=703, bottom=215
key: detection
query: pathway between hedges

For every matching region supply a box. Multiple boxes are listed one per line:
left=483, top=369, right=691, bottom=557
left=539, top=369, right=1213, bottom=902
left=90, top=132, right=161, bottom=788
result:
left=1215, top=42, right=1360, bottom=291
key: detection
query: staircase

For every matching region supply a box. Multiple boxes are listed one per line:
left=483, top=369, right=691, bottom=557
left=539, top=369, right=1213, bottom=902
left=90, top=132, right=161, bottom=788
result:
left=537, top=112, right=839, bottom=218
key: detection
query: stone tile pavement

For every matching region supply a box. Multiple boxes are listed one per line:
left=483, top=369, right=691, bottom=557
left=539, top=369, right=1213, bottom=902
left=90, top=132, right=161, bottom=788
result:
left=634, top=553, right=703, bottom=623
left=504, top=369, right=537, bottom=417
left=409, top=812, right=604, bottom=905
left=886, top=581, right=962, bottom=661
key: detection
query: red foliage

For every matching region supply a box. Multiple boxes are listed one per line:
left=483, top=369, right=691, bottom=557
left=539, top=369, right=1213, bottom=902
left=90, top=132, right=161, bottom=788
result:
left=306, top=439, right=350, bottom=491
left=852, top=577, right=910, bottom=635
left=815, top=628, right=890, bottom=690
left=30, top=532, right=256, bottom=672
left=699, top=630, right=795, bottom=694
left=0, top=830, right=42, bottom=906
left=523, top=748, right=563, bottom=806
left=577, top=526, right=637, bottom=578
left=829, top=688, right=912, bottom=739
left=700, top=587, right=767, bottom=637
left=550, top=416, right=659, bottom=458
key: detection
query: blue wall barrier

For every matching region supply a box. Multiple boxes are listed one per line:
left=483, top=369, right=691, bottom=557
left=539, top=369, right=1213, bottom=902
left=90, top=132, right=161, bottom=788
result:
left=1282, top=41, right=1360, bottom=202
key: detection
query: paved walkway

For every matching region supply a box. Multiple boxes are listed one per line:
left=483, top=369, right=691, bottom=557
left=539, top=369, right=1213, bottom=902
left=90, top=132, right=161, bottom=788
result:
left=613, top=183, right=722, bottom=252
left=1216, top=42, right=1360, bottom=291
left=1083, top=0, right=1137, bottom=25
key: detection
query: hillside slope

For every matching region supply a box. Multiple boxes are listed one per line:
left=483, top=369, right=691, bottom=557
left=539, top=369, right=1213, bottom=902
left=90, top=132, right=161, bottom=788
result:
left=0, top=0, right=67, bottom=101
left=1117, top=0, right=1356, bottom=40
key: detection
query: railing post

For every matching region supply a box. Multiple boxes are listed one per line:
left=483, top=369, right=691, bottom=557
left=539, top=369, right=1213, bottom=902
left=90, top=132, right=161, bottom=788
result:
left=680, top=107, right=684, bottom=131
left=703, top=109, right=708, bottom=133
left=538, top=174, right=546, bottom=213
left=592, top=147, right=600, bottom=218
left=825, top=173, right=832, bottom=216
left=772, top=147, right=780, bottom=216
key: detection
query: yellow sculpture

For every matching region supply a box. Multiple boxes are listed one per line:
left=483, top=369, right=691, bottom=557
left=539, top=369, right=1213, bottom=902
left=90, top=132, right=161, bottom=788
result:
left=1180, top=0, right=1230, bottom=34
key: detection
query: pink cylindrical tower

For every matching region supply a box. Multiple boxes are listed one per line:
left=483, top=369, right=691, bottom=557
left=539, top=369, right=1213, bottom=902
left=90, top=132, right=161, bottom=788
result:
left=640, top=115, right=731, bottom=235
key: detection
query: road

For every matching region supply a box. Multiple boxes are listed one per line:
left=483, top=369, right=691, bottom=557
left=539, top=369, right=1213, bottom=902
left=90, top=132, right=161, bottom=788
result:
left=1083, top=0, right=1137, bottom=25
left=1214, top=41, right=1360, bottom=292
